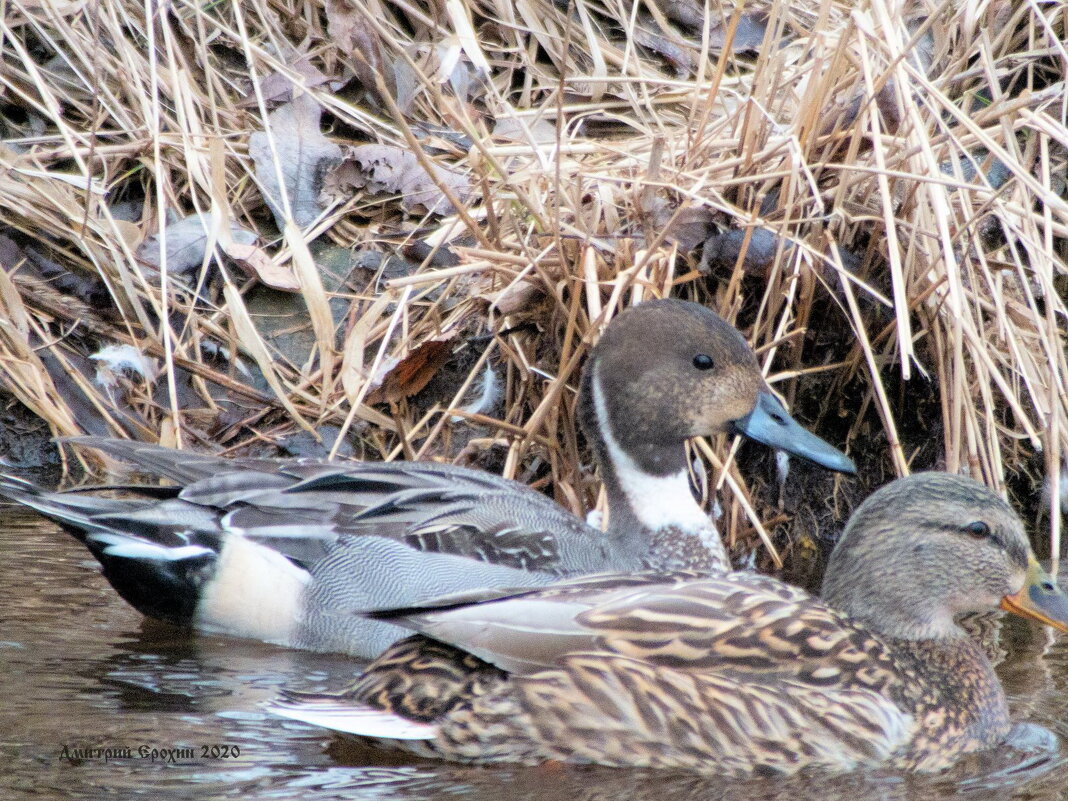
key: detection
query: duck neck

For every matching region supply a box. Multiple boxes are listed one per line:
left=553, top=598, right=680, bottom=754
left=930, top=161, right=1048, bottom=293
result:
left=824, top=571, right=971, bottom=643
left=583, top=360, right=727, bottom=571
left=870, top=612, right=966, bottom=643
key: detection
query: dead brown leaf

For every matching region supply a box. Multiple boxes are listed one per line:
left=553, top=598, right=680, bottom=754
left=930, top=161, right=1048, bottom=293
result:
left=664, top=206, right=717, bottom=251
left=248, top=94, right=344, bottom=228
left=639, top=194, right=716, bottom=252
left=367, top=333, right=457, bottom=404
left=250, top=54, right=333, bottom=106
left=323, top=143, right=471, bottom=216
left=487, top=280, right=545, bottom=316
left=224, top=242, right=301, bottom=292
left=138, top=213, right=258, bottom=279
left=325, top=0, right=395, bottom=101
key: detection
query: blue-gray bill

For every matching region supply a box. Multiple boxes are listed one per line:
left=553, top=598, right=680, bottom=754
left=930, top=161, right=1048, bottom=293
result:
left=732, top=391, right=856, bottom=474
left=1001, top=557, right=1068, bottom=633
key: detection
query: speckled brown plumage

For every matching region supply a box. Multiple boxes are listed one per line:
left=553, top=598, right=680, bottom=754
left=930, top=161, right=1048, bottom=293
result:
left=269, top=473, right=1068, bottom=774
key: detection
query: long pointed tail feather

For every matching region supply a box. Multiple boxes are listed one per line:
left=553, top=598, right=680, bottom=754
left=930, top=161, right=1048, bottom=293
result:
left=0, top=475, right=124, bottom=540
left=266, top=692, right=438, bottom=739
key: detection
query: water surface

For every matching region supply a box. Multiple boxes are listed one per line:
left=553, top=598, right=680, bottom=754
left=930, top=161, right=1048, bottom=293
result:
left=3, top=510, right=1068, bottom=800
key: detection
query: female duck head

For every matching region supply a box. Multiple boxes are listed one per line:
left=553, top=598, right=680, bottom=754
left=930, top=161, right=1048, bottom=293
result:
left=822, top=472, right=1068, bottom=641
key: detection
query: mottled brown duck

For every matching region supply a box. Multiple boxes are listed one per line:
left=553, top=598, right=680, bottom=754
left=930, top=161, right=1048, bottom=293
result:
left=269, top=473, right=1068, bottom=775
left=0, top=298, right=853, bottom=658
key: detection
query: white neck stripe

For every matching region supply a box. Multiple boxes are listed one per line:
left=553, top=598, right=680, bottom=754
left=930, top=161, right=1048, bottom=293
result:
left=591, top=362, right=714, bottom=533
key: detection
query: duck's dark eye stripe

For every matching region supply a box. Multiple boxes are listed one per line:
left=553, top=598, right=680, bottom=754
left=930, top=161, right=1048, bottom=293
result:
left=693, top=354, right=715, bottom=370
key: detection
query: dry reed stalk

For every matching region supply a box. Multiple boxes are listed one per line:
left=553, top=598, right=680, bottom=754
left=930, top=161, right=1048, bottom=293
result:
left=0, top=0, right=1064, bottom=563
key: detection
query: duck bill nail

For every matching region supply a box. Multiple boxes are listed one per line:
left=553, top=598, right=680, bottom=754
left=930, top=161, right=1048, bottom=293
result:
left=1000, top=558, right=1068, bottom=633
left=732, top=391, right=856, bottom=475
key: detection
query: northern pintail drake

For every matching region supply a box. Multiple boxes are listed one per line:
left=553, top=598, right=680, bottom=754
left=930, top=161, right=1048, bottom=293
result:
left=0, top=299, right=853, bottom=658
left=269, top=473, right=1068, bottom=774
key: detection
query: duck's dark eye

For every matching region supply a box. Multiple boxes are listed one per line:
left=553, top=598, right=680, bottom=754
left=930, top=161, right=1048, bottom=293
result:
left=693, top=354, right=715, bottom=370
left=964, top=521, right=991, bottom=539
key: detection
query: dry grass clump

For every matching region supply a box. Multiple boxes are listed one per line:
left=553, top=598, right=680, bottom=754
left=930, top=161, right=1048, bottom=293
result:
left=0, top=0, right=1065, bottom=565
